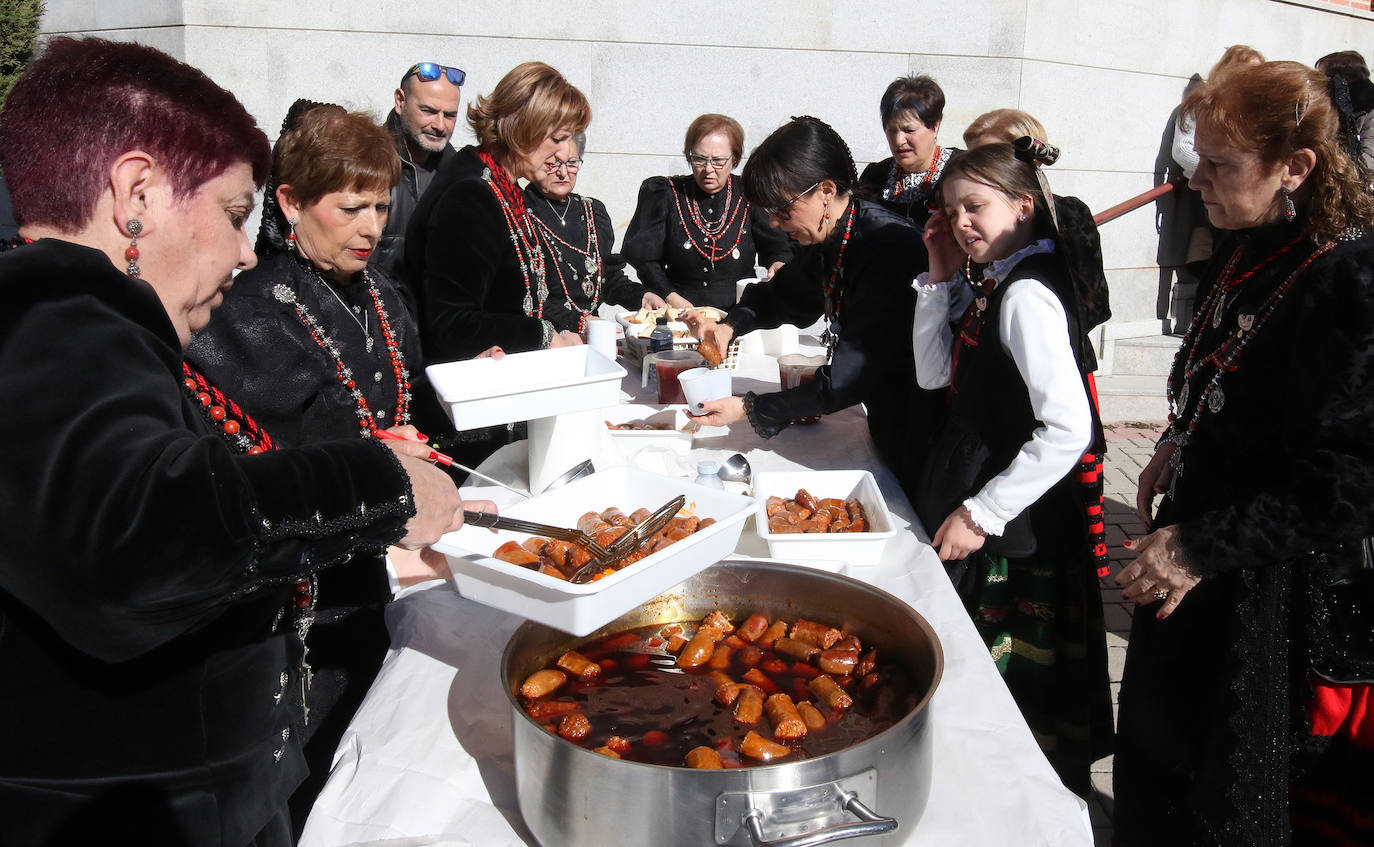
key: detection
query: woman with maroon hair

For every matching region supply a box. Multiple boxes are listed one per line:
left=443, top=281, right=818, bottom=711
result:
left=1118, top=61, right=1374, bottom=845
left=0, top=37, right=478, bottom=846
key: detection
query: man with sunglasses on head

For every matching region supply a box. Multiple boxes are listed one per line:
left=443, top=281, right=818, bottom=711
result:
left=373, top=62, right=464, bottom=290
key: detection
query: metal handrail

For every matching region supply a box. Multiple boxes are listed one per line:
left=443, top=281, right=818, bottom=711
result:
left=1092, top=178, right=1187, bottom=226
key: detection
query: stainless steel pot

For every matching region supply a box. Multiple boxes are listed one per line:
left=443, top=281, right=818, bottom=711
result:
left=502, top=561, right=944, bottom=847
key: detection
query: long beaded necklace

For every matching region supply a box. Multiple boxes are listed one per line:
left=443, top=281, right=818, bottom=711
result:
left=669, top=177, right=749, bottom=265
left=530, top=197, right=603, bottom=333
left=478, top=149, right=548, bottom=317
left=181, top=362, right=319, bottom=722
left=272, top=267, right=411, bottom=436
left=1165, top=236, right=1333, bottom=499
left=819, top=203, right=857, bottom=359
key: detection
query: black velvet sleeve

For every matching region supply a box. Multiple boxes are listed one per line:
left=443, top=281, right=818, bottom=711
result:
left=594, top=198, right=645, bottom=309
left=419, top=178, right=546, bottom=360
left=621, top=177, right=675, bottom=296
left=856, top=159, right=890, bottom=202
left=0, top=294, right=413, bottom=664
left=748, top=222, right=923, bottom=430
left=725, top=248, right=827, bottom=338
left=1178, top=239, right=1374, bottom=575
left=749, top=204, right=798, bottom=269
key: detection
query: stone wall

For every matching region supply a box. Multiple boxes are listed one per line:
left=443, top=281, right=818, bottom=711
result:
left=41, top=0, right=1374, bottom=347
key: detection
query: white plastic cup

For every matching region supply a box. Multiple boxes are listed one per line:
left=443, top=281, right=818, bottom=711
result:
left=678, top=367, right=733, bottom=415
left=586, top=319, right=617, bottom=363
left=762, top=324, right=800, bottom=357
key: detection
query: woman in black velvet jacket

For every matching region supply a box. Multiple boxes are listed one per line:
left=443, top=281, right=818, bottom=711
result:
left=0, top=38, right=469, bottom=847
left=1116, top=62, right=1374, bottom=846
left=404, top=61, right=593, bottom=362
left=690, top=116, right=940, bottom=497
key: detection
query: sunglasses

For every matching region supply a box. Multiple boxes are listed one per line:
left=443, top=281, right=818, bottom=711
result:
left=765, top=182, right=820, bottom=220
left=402, top=62, right=466, bottom=87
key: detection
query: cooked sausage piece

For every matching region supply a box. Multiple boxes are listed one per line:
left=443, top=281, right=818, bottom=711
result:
left=709, top=671, right=741, bottom=706
left=536, top=562, right=567, bottom=580
left=796, top=700, right=827, bottom=731
left=521, top=537, right=548, bottom=556
left=630, top=507, right=653, bottom=524
left=834, top=635, right=863, bottom=653
left=520, top=668, right=567, bottom=698
left=791, top=619, right=842, bottom=649
left=592, top=746, right=621, bottom=758
left=666, top=633, right=688, bottom=652
left=818, top=649, right=859, bottom=676
left=577, top=511, right=612, bottom=536
left=556, top=650, right=602, bottom=681
left=557, top=713, right=591, bottom=741
left=768, top=516, right=804, bottom=534
left=856, top=648, right=878, bottom=678
left=733, top=684, right=764, bottom=725
left=765, top=496, right=786, bottom=517
left=737, top=644, right=763, bottom=668
left=741, top=667, right=782, bottom=696
left=601, top=506, right=635, bottom=527
left=677, top=626, right=726, bottom=669
left=524, top=699, right=581, bottom=720
left=736, top=614, right=769, bottom=643
left=763, top=693, right=808, bottom=740
left=604, top=736, right=631, bottom=754
left=808, top=674, right=854, bottom=712
left=739, top=730, right=792, bottom=762
left=794, top=488, right=819, bottom=512
left=772, top=637, right=820, bottom=662
left=685, top=746, right=724, bottom=769
left=700, top=610, right=734, bottom=633
left=758, top=620, right=788, bottom=648
left=708, top=642, right=734, bottom=670
left=493, top=540, right=541, bottom=567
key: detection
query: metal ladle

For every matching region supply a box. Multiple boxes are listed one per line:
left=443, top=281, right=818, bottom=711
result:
left=718, top=453, right=752, bottom=489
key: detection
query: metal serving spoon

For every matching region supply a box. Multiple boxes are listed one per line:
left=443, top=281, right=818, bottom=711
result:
left=717, top=453, right=753, bottom=487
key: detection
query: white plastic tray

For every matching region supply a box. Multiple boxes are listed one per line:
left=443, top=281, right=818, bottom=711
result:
left=600, top=404, right=695, bottom=455
left=752, top=470, right=897, bottom=567
left=434, top=466, right=755, bottom=635
left=425, top=346, right=626, bottom=431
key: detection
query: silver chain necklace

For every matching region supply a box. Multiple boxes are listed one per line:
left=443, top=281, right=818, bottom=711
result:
left=546, top=197, right=572, bottom=227
left=314, top=270, right=374, bottom=352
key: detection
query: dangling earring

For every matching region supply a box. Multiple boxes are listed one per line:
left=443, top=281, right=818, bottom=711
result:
left=124, top=219, right=143, bottom=278
left=823, top=196, right=831, bottom=224
left=1017, top=213, right=1028, bottom=223
left=1281, top=185, right=1296, bottom=222
left=286, top=218, right=299, bottom=252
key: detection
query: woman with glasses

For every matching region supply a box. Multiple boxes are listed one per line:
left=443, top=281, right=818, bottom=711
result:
left=689, top=116, right=939, bottom=497
left=622, top=113, right=796, bottom=310
left=403, top=61, right=590, bottom=361
left=857, top=75, right=958, bottom=227
left=524, top=132, right=648, bottom=332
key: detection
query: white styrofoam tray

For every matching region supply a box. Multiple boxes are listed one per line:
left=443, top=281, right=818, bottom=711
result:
left=600, top=404, right=696, bottom=455
left=752, top=470, right=897, bottom=567
left=426, top=345, right=625, bottom=431
left=434, top=466, right=755, bottom=635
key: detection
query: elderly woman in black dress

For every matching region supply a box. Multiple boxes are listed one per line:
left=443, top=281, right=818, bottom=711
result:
left=690, top=116, right=937, bottom=496
left=0, top=37, right=469, bottom=846
left=857, top=75, right=958, bottom=227
left=1116, top=61, right=1374, bottom=846
left=623, top=113, right=796, bottom=310
left=524, top=131, right=646, bottom=332
left=405, top=61, right=590, bottom=360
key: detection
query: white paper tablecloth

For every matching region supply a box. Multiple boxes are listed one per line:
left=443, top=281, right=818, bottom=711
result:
left=301, top=352, right=1094, bottom=847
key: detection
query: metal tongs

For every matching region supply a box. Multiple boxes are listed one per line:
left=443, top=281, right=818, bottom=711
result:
left=463, top=494, right=687, bottom=584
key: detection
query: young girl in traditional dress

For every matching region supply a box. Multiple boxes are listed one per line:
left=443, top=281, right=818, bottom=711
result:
left=910, top=141, right=1113, bottom=794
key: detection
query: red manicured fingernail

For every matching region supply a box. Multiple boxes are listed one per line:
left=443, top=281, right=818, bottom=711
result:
left=1123, top=539, right=1133, bottom=548
left=416, top=431, right=428, bottom=441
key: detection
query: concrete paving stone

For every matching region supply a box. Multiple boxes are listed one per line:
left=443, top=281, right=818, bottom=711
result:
left=1104, top=524, right=1128, bottom=548
left=1108, top=645, right=1127, bottom=682
left=1105, top=605, right=1133, bottom=633
left=1091, top=753, right=1115, bottom=774
left=1092, top=770, right=1115, bottom=806
left=1106, top=629, right=1130, bottom=650
left=1110, top=681, right=1121, bottom=704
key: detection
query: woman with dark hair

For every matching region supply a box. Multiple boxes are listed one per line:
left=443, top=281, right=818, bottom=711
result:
left=622, top=113, right=796, bottom=310
left=404, top=61, right=592, bottom=361
left=0, top=37, right=471, bottom=846
left=857, top=75, right=958, bottom=226
left=1316, top=49, right=1374, bottom=177
left=186, top=102, right=467, bottom=834
left=690, top=116, right=936, bottom=495
left=913, top=141, right=1113, bottom=796
left=524, top=131, right=645, bottom=331
left=1117, top=61, right=1374, bottom=845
